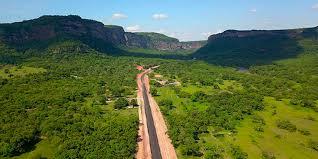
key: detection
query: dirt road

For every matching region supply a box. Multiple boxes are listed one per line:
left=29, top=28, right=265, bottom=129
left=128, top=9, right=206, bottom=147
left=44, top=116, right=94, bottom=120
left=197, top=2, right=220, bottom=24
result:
left=136, top=67, right=177, bottom=159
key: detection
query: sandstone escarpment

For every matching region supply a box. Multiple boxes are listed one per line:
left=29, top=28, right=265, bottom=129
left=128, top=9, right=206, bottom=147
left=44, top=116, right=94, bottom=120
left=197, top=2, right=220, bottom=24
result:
left=125, top=32, right=206, bottom=51
left=0, top=15, right=205, bottom=51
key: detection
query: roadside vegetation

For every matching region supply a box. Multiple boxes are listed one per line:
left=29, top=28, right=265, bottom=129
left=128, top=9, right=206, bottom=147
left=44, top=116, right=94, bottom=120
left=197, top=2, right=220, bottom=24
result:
left=150, top=39, right=318, bottom=158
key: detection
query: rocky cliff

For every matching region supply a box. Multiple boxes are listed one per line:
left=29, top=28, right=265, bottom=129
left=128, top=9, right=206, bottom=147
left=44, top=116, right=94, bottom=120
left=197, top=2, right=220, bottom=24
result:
left=207, top=27, right=318, bottom=41
left=0, top=15, right=205, bottom=51
left=192, top=26, right=318, bottom=67
left=0, top=15, right=127, bottom=46
left=125, top=32, right=206, bottom=51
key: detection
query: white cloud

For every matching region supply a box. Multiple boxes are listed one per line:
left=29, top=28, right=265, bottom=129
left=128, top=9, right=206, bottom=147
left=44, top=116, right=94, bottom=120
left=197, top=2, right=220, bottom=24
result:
left=312, top=3, right=318, bottom=9
left=152, top=13, right=168, bottom=20
left=126, top=25, right=141, bottom=32
left=201, top=30, right=223, bottom=39
left=249, top=8, right=257, bottom=13
left=201, top=32, right=213, bottom=39
left=111, top=13, right=128, bottom=20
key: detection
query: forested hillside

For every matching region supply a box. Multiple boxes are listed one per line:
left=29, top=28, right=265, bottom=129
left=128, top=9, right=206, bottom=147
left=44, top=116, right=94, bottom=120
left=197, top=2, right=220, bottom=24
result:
left=193, top=27, right=318, bottom=67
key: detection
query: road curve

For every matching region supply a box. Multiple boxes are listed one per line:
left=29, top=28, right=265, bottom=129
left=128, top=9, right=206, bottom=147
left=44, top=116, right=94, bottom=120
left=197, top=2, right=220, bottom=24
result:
left=141, top=72, right=162, bottom=159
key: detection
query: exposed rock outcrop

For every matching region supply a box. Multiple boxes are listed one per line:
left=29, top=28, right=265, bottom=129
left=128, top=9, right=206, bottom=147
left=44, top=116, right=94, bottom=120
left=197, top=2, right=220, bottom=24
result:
left=125, top=32, right=206, bottom=51
left=208, top=27, right=318, bottom=42
left=0, top=15, right=127, bottom=46
left=0, top=15, right=206, bottom=51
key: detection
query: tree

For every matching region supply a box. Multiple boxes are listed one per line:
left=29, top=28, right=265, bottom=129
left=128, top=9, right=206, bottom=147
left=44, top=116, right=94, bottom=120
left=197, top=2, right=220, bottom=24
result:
left=130, top=99, right=138, bottom=107
left=180, top=143, right=202, bottom=157
left=276, top=120, right=297, bottom=132
left=150, top=88, right=158, bottom=96
left=114, top=98, right=128, bottom=109
left=98, top=95, right=107, bottom=105
left=4, top=69, right=9, bottom=74
left=231, top=145, right=248, bottom=159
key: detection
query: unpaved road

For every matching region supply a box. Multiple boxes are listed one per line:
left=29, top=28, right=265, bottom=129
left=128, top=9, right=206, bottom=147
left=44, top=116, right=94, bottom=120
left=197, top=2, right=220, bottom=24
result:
left=136, top=67, right=177, bottom=159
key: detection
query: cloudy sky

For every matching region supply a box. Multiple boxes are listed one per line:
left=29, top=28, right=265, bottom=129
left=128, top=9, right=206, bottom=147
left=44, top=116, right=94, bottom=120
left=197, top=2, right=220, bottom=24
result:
left=0, top=0, right=318, bottom=41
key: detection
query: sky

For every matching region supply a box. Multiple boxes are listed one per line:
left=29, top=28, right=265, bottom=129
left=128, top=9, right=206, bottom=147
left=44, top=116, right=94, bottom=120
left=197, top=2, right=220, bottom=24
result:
left=0, top=0, right=318, bottom=41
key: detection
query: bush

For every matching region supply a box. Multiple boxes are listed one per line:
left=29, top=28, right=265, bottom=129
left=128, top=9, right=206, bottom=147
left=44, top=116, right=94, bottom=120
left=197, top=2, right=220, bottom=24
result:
left=154, top=81, right=162, bottom=87
left=231, top=145, right=248, bottom=159
left=98, top=95, right=107, bottom=105
left=252, top=115, right=266, bottom=125
left=298, top=129, right=311, bottom=136
left=4, top=69, right=9, bottom=74
left=204, top=145, right=224, bottom=159
left=191, top=91, right=207, bottom=102
left=114, top=98, right=128, bottom=109
left=262, top=151, right=276, bottom=159
left=254, top=125, right=264, bottom=132
left=150, top=88, right=158, bottom=96
left=178, top=91, right=191, bottom=98
left=276, top=120, right=297, bottom=132
left=130, top=99, right=138, bottom=107
left=180, top=144, right=202, bottom=157
left=308, top=140, right=318, bottom=151
left=159, top=99, right=173, bottom=107
left=301, top=99, right=316, bottom=108
left=158, top=99, right=175, bottom=111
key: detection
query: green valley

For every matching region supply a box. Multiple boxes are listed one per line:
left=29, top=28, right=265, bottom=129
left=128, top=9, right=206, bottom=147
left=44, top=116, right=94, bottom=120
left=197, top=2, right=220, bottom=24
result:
left=0, top=11, right=317, bottom=159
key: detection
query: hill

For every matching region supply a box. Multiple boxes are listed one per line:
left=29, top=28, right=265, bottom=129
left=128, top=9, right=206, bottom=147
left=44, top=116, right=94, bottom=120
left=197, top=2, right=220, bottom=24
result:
left=192, top=27, right=318, bottom=67
left=0, top=15, right=205, bottom=53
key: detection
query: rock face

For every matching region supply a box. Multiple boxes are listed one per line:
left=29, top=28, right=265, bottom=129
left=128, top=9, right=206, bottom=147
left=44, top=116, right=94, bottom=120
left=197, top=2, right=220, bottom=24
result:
left=0, top=15, right=205, bottom=51
left=207, top=27, right=318, bottom=42
left=192, top=26, right=318, bottom=67
left=0, top=15, right=127, bottom=46
left=125, top=32, right=206, bottom=51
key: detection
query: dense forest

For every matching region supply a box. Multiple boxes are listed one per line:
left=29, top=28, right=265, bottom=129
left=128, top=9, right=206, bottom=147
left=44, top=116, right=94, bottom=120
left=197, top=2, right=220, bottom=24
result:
left=0, top=40, right=142, bottom=158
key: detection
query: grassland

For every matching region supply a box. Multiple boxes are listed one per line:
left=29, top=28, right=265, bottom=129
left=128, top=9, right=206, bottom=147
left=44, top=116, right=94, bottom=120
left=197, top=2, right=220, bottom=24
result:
left=0, top=65, right=46, bottom=78
left=153, top=72, right=318, bottom=158
left=225, top=97, right=318, bottom=159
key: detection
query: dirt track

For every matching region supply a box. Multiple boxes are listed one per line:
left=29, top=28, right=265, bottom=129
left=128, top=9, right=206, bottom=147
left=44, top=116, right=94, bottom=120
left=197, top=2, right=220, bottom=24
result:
left=136, top=67, right=177, bottom=159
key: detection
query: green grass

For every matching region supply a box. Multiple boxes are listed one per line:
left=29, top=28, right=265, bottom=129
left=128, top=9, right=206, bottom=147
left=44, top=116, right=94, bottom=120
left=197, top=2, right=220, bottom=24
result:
left=124, top=47, right=194, bottom=55
left=156, top=80, right=318, bottom=158
left=0, top=65, right=46, bottom=78
left=13, top=139, right=57, bottom=159
left=224, top=97, right=318, bottom=159
left=181, top=85, right=216, bottom=95
left=218, top=80, right=243, bottom=91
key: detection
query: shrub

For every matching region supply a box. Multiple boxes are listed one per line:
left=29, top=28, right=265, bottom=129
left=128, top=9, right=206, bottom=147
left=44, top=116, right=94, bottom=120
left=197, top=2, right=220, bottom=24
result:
left=262, top=151, right=276, bottom=159
left=254, top=125, right=264, bottom=132
left=298, top=129, right=311, bottom=136
left=4, top=69, right=9, bottom=74
left=178, top=91, right=191, bottom=98
left=252, top=115, right=266, bottom=125
left=204, top=145, right=224, bottom=159
left=276, top=120, right=297, bottom=132
left=150, top=88, right=158, bottom=96
left=308, top=140, right=318, bottom=151
left=114, top=98, right=128, bottom=109
left=301, top=99, right=316, bottom=108
left=180, top=144, right=202, bottom=157
left=98, top=95, right=107, bottom=105
left=158, top=99, right=175, bottom=111
left=231, top=145, right=248, bottom=159
left=130, top=99, right=138, bottom=107
left=191, top=91, right=207, bottom=102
